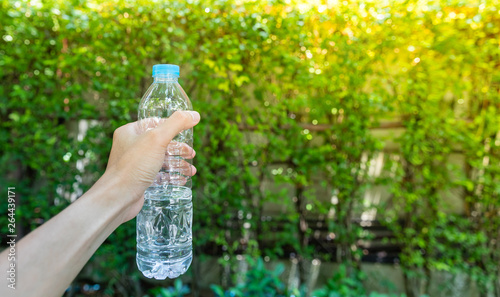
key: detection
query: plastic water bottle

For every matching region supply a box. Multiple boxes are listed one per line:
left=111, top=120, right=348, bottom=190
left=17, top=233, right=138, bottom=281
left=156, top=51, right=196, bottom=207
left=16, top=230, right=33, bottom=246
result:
left=136, top=64, right=193, bottom=279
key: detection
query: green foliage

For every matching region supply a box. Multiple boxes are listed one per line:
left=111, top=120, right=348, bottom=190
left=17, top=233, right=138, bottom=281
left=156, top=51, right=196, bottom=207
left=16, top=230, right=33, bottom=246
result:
left=312, top=264, right=366, bottom=297
left=211, top=257, right=302, bottom=297
left=1, top=0, right=499, bottom=296
left=212, top=259, right=422, bottom=297
left=313, top=265, right=429, bottom=297
left=149, top=279, right=190, bottom=297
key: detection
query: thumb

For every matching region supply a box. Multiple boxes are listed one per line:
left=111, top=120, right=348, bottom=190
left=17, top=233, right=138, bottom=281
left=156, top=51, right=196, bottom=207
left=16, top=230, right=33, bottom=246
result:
left=151, top=111, right=200, bottom=147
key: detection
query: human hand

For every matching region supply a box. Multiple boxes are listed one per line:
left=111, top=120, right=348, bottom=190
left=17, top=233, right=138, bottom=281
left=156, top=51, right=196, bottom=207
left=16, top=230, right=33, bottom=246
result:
left=103, top=111, right=200, bottom=222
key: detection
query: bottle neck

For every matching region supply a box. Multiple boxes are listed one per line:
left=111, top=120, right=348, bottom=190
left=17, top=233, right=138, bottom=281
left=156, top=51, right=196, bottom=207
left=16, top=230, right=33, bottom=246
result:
left=153, top=74, right=179, bottom=82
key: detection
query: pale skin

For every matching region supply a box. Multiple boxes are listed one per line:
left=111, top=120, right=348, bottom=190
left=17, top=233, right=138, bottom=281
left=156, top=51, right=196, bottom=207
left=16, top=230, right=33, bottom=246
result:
left=0, top=111, right=201, bottom=297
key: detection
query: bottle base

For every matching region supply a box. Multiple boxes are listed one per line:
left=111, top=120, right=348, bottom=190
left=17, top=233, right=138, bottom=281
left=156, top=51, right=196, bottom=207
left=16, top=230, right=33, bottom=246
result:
left=137, top=251, right=192, bottom=279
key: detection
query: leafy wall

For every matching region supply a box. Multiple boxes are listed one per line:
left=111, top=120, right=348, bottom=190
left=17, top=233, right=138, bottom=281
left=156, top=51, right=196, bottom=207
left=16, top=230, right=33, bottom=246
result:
left=1, top=0, right=499, bottom=296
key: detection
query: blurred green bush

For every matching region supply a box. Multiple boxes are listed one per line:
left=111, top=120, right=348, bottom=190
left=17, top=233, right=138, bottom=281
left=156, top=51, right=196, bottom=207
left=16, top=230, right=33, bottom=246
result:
left=1, top=0, right=499, bottom=296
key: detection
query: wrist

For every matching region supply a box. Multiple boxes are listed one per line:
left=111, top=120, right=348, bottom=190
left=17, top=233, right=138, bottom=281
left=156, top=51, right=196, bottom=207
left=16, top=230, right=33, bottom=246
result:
left=88, top=172, right=132, bottom=219
left=98, top=169, right=146, bottom=223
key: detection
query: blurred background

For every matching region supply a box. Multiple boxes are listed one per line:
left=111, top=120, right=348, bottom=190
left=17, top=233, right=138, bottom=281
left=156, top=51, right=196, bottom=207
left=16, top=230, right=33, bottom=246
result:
left=1, top=0, right=499, bottom=296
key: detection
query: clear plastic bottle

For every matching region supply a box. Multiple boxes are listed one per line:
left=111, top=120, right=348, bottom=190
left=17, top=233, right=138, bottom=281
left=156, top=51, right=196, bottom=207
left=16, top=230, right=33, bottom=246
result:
left=136, top=64, right=193, bottom=279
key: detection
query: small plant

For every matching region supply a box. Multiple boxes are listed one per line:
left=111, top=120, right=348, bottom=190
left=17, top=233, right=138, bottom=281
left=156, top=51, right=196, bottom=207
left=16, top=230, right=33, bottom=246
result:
left=311, top=264, right=430, bottom=297
left=311, top=264, right=365, bottom=297
left=211, top=256, right=303, bottom=297
left=149, top=279, right=190, bottom=297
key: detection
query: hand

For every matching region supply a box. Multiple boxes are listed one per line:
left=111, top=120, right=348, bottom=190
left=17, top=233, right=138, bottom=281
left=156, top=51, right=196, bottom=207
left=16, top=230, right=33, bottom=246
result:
left=104, top=110, right=200, bottom=222
left=0, top=110, right=200, bottom=297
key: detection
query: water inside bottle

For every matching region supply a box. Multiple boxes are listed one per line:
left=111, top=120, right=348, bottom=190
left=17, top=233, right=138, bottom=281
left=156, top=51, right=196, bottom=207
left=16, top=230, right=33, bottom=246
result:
left=136, top=185, right=192, bottom=279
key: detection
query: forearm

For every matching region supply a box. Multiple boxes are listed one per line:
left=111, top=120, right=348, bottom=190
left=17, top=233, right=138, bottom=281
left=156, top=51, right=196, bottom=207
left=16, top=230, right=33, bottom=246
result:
left=0, top=173, right=132, bottom=297
left=0, top=112, right=200, bottom=296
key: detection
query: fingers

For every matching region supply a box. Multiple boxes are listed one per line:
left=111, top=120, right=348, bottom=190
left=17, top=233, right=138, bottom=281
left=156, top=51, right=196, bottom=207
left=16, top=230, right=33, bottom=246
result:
left=166, top=141, right=196, bottom=159
left=147, top=111, right=200, bottom=148
left=155, top=163, right=197, bottom=186
left=155, top=172, right=188, bottom=186
left=162, top=158, right=196, bottom=176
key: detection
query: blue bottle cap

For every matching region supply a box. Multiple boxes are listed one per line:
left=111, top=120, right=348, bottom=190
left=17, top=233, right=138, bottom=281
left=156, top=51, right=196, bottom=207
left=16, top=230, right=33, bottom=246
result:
left=152, top=64, right=180, bottom=77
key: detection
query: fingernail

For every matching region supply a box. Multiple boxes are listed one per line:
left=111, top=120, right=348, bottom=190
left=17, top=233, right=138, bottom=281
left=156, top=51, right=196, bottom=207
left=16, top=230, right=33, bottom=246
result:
left=189, top=111, right=200, bottom=122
